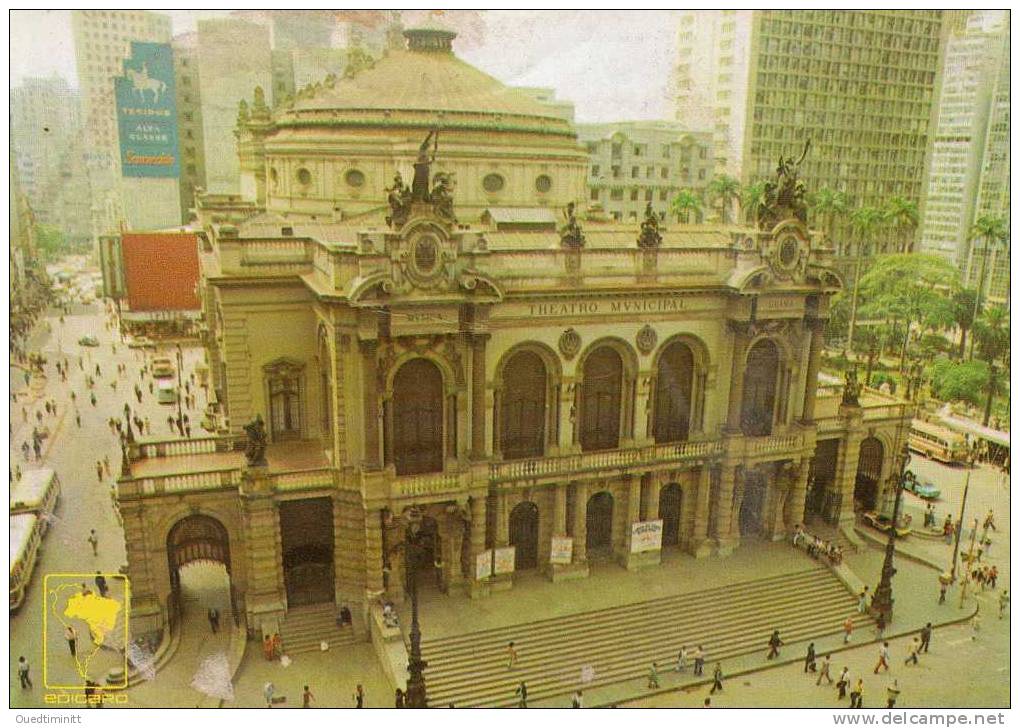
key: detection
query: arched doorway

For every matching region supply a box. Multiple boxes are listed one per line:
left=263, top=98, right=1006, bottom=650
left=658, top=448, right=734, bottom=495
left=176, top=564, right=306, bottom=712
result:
left=739, top=469, right=768, bottom=537
left=393, top=359, right=444, bottom=476
left=741, top=339, right=780, bottom=436
left=653, top=342, right=694, bottom=443
left=406, top=516, right=443, bottom=592
left=509, top=501, right=539, bottom=570
left=658, top=483, right=682, bottom=547
left=279, top=498, right=335, bottom=606
left=500, top=352, right=547, bottom=459
left=808, top=440, right=840, bottom=518
left=166, top=515, right=234, bottom=629
left=855, top=438, right=884, bottom=512
left=586, top=491, right=614, bottom=555
left=580, top=347, right=623, bottom=451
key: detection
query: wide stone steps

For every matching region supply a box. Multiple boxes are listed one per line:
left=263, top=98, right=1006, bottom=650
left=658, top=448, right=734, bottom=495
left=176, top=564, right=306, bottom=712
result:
left=420, top=568, right=872, bottom=707
left=279, top=604, right=357, bottom=655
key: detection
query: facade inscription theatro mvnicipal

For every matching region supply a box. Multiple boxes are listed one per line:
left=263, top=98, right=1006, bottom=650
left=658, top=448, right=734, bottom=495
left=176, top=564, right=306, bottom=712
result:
left=525, top=296, right=691, bottom=317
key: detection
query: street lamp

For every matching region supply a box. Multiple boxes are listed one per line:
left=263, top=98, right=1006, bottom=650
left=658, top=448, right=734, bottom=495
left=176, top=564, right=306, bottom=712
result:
left=870, top=439, right=911, bottom=623
left=175, top=343, right=185, bottom=436
left=949, top=444, right=980, bottom=583
left=385, top=506, right=430, bottom=708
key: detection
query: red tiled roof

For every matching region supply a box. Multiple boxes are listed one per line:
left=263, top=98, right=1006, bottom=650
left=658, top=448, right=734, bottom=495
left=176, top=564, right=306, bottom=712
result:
left=121, top=233, right=200, bottom=312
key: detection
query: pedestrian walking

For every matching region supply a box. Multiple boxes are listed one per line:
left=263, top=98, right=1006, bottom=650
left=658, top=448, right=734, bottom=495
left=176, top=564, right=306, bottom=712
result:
left=515, top=681, right=527, bottom=708
left=506, top=641, right=518, bottom=669
left=90, top=392, right=97, bottom=407
left=33, top=440, right=42, bottom=460
left=647, top=662, right=660, bottom=689
left=984, top=509, right=996, bottom=532
left=836, top=667, right=850, bottom=700
left=939, top=581, right=948, bottom=605
left=971, top=613, right=982, bottom=640
left=886, top=680, right=901, bottom=708
left=875, top=612, right=886, bottom=640
left=95, top=571, right=108, bottom=597
left=766, top=629, right=783, bottom=659
left=263, top=682, right=275, bottom=708
left=208, top=607, right=220, bottom=634
left=873, top=642, right=890, bottom=673
left=709, top=663, right=723, bottom=694
left=18, top=656, right=32, bottom=689
left=571, top=690, right=583, bottom=708
left=904, top=637, right=920, bottom=666
left=65, top=626, right=78, bottom=657
left=302, top=685, right=314, bottom=708
left=693, top=645, right=705, bottom=676
left=353, top=684, right=365, bottom=708
left=75, top=413, right=81, bottom=428
left=817, top=654, right=833, bottom=685
left=144, top=417, right=151, bottom=435
left=857, top=586, right=869, bottom=613
left=88, top=529, right=99, bottom=556
left=989, top=566, right=998, bottom=589
left=850, top=678, right=864, bottom=709
left=394, top=688, right=404, bottom=708
left=919, top=623, right=932, bottom=653
left=999, top=590, right=1009, bottom=619
left=676, top=645, right=688, bottom=672
left=96, top=462, right=104, bottom=483
left=804, top=642, right=817, bottom=672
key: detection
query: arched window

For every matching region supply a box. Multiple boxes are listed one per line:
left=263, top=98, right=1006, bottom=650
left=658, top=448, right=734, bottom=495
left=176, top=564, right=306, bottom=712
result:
left=392, top=359, right=444, bottom=476
left=265, top=358, right=305, bottom=442
left=741, top=339, right=780, bottom=436
left=653, top=342, right=695, bottom=443
left=500, top=351, right=547, bottom=459
left=318, top=333, right=332, bottom=446
left=580, top=347, right=624, bottom=451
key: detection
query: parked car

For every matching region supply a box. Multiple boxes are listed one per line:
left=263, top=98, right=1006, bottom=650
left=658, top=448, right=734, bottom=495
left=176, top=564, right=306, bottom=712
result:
left=861, top=510, right=912, bottom=537
left=904, top=476, right=940, bottom=500
left=151, top=357, right=175, bottom=378
left=78, top=335, right=100, bottom=347
left=127, top=336, right=155, bottom=350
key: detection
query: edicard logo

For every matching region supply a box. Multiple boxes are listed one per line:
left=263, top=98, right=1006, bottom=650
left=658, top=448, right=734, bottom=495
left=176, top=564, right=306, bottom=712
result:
left=43, top=573, right=131, bottom=692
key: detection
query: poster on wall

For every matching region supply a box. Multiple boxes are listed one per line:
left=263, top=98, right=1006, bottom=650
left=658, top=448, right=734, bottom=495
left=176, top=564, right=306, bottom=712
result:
left=475, top=550, right=493, bottom=580
left=550, top=536, right=573, bottom=565
left=494, top=546, right=517, bottom=574
left=115, top=42, right=180, bottom=178
left=630, top=519, right=664, bottom=553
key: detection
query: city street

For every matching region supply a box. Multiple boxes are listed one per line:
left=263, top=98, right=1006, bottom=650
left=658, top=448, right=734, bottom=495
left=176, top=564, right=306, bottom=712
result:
left=10, top=300, right=210, bottom=707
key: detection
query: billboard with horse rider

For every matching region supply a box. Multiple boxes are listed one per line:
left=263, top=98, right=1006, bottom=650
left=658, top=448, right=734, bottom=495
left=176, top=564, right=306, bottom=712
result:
left=115, top=42, right=180, bottom=178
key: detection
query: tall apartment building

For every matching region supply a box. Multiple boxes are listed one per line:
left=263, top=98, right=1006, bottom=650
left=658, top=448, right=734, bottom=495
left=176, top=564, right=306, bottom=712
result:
left=71, top=10, right=173, bottom=239
left=578, top=122, right=714, bottom=223
left=920, top=12, right=1008, bottom=277
left=196, top=18, right=273, bottom=194
left=173, top=33, right=207, bottom=221
left=675, top=10, right=947, bottom=249
left=9, top=76, right=92, bottom=245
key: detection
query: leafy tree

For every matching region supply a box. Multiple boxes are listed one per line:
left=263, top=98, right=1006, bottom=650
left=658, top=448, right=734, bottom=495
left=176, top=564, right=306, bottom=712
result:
left=707, top=174, right=741, bottom=224
left=967, top=214, right=1009, bottom=315
left=972, top=304, right=1009, bottom=426
left=669, top=189, right=703, bottom=224
left=950, top=288, right=977, bottom=359
left=856, top=253, right=960, bottom=372
left=740, top=181, right=768, bottom=225
left=930, top=358, right=988, bottom=407
left=34, top=225, right=68, bottom=261
left=808, top=186, right=849, bottom=245
left=883, top=196, right=919, bottom=254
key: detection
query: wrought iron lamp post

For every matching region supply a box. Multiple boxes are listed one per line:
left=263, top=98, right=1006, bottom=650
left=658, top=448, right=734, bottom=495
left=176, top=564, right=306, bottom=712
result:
left=175, top=343, right=185, bottom=434
left=949, top=444, right=980, bottom=583
left=870, top=440, right=911, bottom=623
left=396, top=506, right=429, bottom=708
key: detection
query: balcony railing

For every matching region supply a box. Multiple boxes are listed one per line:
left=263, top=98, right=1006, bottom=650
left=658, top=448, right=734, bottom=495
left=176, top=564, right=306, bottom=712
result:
left=271, top=468, right=336, bottom=492
left=120, top=467, right=242, bottom=497
left=390, top=471, right=465, bottom=499
left=746, top=434, right=800, bottom=457
left=136, top=435, right=242, bottom=459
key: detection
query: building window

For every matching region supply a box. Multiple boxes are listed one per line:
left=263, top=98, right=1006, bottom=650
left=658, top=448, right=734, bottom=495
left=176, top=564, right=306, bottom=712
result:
left=612, top=166, right=621, bottom=178
left=535, top=174, right=552, bottom=193
left=610, top=188, right=623, bottom=201
left=391, top=359, right=444, bottom=476
left=266, top=361, right=304, bottom=442
left=345, top=169, right=365, bottom=188
left=630, top=189, right=639, bottom=201
left=483, top=173, right=505, bottom=193
left=579, top=346, right=625, bottom=452
left=631, top=166, right=639, bottom=178
left=591, top=164, right=600, bottom=178
left=644, top=189, right=653, bottom=201
left=590, top=187, right=599, bottom=201
left=499, top=351, right=547, bottom=459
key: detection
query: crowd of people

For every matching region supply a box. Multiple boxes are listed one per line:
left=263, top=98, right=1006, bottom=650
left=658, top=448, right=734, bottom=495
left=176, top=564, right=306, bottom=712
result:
left=791, top=524, right=844, bottom=565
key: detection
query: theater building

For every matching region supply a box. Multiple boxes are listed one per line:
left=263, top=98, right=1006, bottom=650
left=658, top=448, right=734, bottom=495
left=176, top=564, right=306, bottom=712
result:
left=116, top=27, right=911, bottom=646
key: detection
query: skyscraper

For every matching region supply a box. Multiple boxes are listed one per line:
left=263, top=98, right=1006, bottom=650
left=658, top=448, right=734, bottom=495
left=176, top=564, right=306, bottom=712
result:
left=172, top=32, right=207, bottom=222
left=919, top=10, right=1008, bottom=295
left=675, top=10, right=947, bottom=249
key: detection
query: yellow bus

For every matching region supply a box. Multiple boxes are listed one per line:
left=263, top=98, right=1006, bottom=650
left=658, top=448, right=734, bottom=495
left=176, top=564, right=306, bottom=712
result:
left=908, top=419, right=968, bottom=464
left=10, top=514, right=43, bottom=612
left=10, top=468, right=61, bottom=529
left=156, top=379, right=178, bottom=404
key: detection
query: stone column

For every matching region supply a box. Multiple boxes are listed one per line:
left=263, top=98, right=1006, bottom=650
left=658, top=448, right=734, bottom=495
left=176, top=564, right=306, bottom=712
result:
left=364, top=508, right=386, bottom=598
left=713, top=462, right=741, bottom=555
left=241, top=468, right=286, bottom=634
left=470, top=334, right=489, bottom=460
left=689, top=464, right=713, bottom=557
left=643, top=475, right=661, bottom=522
left=468, top=494, right=489, bottom=599
left=360, top=340, right=381, bottom=469
left=633, top=371, right=654, bottom=443
left=560, top=378, right=579, bottom=452
left=547, top=482, right=586, bottom=581
left=833, top=425, right=864, bottom=527
left=571, top=481, right=589, bottom=564
left=801, top=318, right=825, bottom=423
left=553, top=483, right=568, bottom=534
left=785, top=457, right=812, bottom=531
left=496, top=492, right=509, bottom=546
left=725, top=325, right=750, bottom=432
left=619, top=475, right=659, bottom=570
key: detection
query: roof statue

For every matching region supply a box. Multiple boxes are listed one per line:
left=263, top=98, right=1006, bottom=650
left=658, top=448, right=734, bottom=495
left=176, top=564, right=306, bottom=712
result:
left=251, top=85, right=270, bottom=121
left=560, top=202, right=586, bottom=249
left=385, top=172, right=412, bottom=228
left=412, top=129, right=438, bottom=202
left=758, top=139, right=811, bottom=229
left=244, top=414, right=268, bottom=467
left=842, top=363, right=861, bottom=407
left=385, top=129, right=457, bottom=229
left=637, top=202, right=663, bottom=249
left=236, top=99, right=250, bottom=125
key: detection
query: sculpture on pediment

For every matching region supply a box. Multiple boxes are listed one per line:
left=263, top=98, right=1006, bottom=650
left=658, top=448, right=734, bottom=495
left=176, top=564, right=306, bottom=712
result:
left=243, top=414, right=268, bottom=466
left=431, top=173, right=456, bottom=223
left=637, top=202, right=662, bottom=249
left=412, top=129, right=438, bottom=202
left=385, top=172, right=411, bottom=228
left=560, top=202, right=586, bottom=249
left=758, top=139, right=811, bottom=229
left=842, top=364, right=861, bottom=407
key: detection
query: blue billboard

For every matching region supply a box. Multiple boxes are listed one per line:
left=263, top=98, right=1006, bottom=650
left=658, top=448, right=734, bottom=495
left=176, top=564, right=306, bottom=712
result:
left=115, top=42, right=180, bottom=178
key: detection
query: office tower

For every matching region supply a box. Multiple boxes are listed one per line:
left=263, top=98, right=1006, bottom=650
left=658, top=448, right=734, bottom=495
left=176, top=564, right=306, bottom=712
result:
left=173, top=32, right=207, bottom=222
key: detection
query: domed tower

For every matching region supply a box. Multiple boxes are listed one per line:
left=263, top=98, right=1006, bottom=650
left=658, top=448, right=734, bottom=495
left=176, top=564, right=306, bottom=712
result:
left=245, top=25, right=587, bottom=222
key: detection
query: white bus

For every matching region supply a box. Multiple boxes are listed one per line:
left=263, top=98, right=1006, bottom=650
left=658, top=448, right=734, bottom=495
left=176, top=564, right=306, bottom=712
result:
left=157, top=379, right=178, bottom=404
left=10, top=468, right=61, bottom=528
left=10, top=514, right=43, bottom=612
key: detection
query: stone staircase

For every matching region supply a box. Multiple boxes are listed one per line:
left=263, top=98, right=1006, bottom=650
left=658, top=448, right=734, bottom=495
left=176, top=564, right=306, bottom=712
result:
left=279, top=604, right=357, bottom=655
left=420, top=567, right=872, bottom=708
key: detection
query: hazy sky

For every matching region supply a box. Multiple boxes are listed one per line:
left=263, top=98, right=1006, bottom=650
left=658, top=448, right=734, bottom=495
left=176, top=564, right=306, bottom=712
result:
left=8, top=9, right=680, bottom=123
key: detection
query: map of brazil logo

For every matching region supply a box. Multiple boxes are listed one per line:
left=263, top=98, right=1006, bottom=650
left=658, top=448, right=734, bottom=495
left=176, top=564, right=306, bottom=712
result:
left=43, top=573, right=131, bottom=690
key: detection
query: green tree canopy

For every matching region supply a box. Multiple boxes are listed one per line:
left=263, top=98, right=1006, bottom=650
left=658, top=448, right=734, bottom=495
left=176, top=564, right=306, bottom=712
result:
left=34, top=225, right=68, bottom=261
left=707, top=174, right=741, bottom=224
left=951, top=288, right=978, bottom=359
left=930, top=358, right=988, bottom=408
left=808, top=186, right=849, bottom=240
left=741, top=181, right=768, bottom=224
left=849, top=206, right=885, bottom=255
left=883, top=196, right=919, bottom=254
left=669, top=189, right=703, bottom=224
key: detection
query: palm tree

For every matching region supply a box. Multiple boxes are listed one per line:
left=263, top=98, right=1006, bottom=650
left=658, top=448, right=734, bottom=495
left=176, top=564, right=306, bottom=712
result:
left=707, top=174, right=741, bottom=224
left=972, top=304, right=1009, bottom=426
left=740, top=181, right=768, bottom=225
left=808, top=186, right=849, bottom=243
left=950, top=288, right=977, bottom=360
left=883, top=196, right=920, bottom=254
left=846, top=206, right=885, bottom=349
left=670, top=189, right=703, bottom=225
left=967, top=214, right=1009, bottom=314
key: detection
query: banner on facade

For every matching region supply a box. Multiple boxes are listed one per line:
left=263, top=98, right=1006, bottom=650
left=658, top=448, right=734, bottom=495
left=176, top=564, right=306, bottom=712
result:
left=494, top=546, right=516, bottom=574
left=475, top=550, right=492, bottom=581
left=115, top=42, right=180, bottom=178
left=630, top=519, right=664, bottom=553
left=549, top=536, right=573, bottom=565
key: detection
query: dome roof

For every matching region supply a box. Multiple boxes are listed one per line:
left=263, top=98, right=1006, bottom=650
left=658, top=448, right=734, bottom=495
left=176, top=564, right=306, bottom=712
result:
left=285, top=28, right=567, bottom=122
